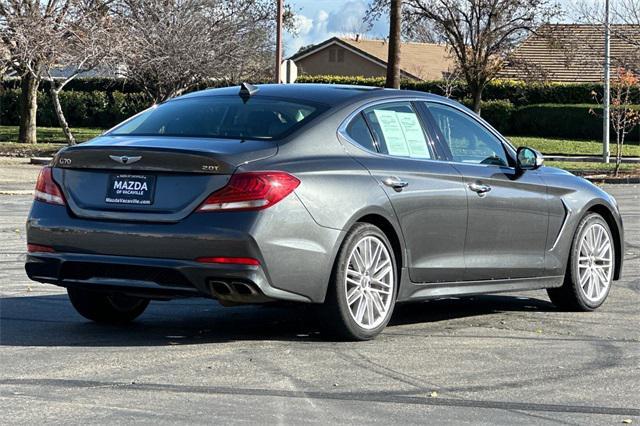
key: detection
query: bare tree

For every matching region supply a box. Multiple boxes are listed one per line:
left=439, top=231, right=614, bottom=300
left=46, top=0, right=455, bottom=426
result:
left=437, top=66, right=463, bottom=98
left=1, top=0, right=118, bottom=145
left=0, top=1, right=45, bottom=144
left=386, top=0, right=402, bottom=88
left=591, top=68, right=640, bottom=176
left=113, top=0, right=283, bottom=103
left=575, top=0, right=640, bottom=72
left=43, top=1, right=120, bottom=145
left=368, top=0, right=559, bottom=113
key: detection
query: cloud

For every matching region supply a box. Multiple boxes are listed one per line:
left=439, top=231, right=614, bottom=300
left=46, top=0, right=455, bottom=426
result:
left=285, top=0, right=388, bottom=56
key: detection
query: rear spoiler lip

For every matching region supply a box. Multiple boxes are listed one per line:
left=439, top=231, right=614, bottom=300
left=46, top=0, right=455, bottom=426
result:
left=53, top=143, right=277, bottom=175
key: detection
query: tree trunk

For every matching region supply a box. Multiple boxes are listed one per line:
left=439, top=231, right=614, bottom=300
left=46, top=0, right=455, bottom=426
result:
left=614, top=134, right=623, bottom=177
left=49, top=84, right=76, bottom=146
left=471, top=86, right=482, bottom=115
left=18, top=73, right=39, bottom=144
left=385, top=0, right=402, bottom=89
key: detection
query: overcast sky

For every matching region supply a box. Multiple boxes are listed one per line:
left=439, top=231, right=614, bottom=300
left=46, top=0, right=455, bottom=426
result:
left=284, top=0, right=584, bottom=56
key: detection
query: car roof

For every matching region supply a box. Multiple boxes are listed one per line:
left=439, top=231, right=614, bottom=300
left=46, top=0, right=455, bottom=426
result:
left=174, top=83, right=446, bottom=107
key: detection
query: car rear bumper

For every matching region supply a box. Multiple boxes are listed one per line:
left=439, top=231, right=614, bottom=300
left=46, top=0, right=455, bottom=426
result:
left=26, top=195, right=343, bottom=303
left=25, top=251, right=311, bottom=303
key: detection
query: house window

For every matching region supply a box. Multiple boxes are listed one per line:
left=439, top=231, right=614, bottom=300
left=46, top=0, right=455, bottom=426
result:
left=337, top=49, right=344, bottom=62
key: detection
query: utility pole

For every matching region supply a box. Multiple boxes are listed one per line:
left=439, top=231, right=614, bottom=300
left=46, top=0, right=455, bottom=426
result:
left=603, top=0, right=611, bottom=163
left=275, top=0, right=283, bottom=84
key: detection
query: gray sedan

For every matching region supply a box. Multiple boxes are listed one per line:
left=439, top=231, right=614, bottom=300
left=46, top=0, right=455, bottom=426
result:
left=25, top=84, right=624, bottom=340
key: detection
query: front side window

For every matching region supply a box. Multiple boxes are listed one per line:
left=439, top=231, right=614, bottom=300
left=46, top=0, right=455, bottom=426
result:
left=108, top=96, right=328, bottom=141
left=362, top=102, right=432, bottom=159
left=426, top=103, right=508, bottom=166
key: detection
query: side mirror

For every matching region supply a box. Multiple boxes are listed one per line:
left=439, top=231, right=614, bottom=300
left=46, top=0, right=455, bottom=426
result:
left=516, top=147, right=543, bottom=171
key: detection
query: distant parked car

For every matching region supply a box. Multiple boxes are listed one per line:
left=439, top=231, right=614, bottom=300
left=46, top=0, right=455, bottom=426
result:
left=25, top=84, right=624, bottom=340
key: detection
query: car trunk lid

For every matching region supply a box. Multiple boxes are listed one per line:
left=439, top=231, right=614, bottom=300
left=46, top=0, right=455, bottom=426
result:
left=52, top=136, right=277, bottom=222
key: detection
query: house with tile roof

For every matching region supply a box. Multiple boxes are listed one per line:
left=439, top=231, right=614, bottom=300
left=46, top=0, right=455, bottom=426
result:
left=289, top=36, right=455, bottom=81
left=499, top=24, right=640, bottom=82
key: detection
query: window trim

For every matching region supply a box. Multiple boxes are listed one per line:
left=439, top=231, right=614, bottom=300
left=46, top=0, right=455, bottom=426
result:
left=337, top=98, right=444, bottom=162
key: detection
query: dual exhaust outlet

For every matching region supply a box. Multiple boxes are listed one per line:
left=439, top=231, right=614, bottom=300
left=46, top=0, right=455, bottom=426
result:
left=207, top=280, right=270, bottom=306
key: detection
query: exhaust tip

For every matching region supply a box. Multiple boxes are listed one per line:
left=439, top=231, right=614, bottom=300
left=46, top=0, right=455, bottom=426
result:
left=210, top=281, right=232, bottom=296
left=232, top=282, right=254, bottom=295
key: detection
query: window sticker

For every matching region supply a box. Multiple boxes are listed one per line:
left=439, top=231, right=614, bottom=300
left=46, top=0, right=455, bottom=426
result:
left=397, top=112, right=430, bottom=159
left=373, top=109, right=410, bottom=156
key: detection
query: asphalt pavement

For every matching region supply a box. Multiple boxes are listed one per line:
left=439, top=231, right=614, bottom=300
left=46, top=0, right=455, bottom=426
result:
left=1, top=165, right=638, bottom=425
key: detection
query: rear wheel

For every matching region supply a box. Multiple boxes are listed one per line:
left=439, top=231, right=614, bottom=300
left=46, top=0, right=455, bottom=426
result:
left=547, top=213, right=614, bottom=311
left=321, top=223, right=397, bottom=340
left=67, top=288, right=149, bottom=324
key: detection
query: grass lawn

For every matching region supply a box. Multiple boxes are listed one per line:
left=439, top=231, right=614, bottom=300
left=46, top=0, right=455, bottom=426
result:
left=507, top=136, right=640, bottom=157
left=0, top=126, right=638, bottom=175
left=0, top=126, right=103, bottom=144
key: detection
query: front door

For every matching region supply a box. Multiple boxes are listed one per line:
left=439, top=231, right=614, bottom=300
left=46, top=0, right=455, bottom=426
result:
left=423, top=101, right=549, bottom=281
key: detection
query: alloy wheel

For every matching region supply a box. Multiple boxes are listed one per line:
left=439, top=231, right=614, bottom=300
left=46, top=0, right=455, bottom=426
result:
left=344, top=235, right=394, bottom=329
left=576, top=222, right=613, bottom=303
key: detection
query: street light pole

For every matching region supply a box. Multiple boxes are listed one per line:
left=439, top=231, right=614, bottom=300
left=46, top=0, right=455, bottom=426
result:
left=275, top=0, right=283, bottom=84
left=603, top=0, right=611, bottom=163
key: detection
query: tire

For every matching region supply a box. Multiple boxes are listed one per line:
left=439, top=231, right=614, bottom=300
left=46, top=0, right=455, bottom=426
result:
left=320, top=223, right=398, bottom=341
left=547, top=213, right=614, bottom=311
left=67, top=287, right=149, bottom=324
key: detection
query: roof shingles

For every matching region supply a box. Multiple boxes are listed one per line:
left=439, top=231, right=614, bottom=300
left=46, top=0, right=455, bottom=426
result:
left=500, top=24, right=640, bottom=83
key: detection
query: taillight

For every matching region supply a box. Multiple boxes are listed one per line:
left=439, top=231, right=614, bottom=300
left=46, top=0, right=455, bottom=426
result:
left=196, top=257, right=260, bottom=266
left=34, top=167, right=66, bottom=205
left=27, top=243, right=55, bottom=253
left=197, top=171, right=300, bottom=212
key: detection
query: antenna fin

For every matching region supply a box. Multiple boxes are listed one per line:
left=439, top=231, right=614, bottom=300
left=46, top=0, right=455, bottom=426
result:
left=239, top=82, right=259, bottom=103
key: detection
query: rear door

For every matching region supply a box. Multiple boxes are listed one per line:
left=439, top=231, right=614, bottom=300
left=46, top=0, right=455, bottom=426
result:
left=422, top=101, right=549, bottom=280
left=339, top=101, right=468, bottom=283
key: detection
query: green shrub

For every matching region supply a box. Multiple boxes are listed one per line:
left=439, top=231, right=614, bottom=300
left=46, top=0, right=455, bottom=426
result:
left=509, top=104, right=640, bottom=141
left=0, top=89, right=151, bottom=128
left=296, top=75, right=640, bottom=106
left=477, top=100, right=515, bottom=133
left=1, top=77, right=142, bottom=93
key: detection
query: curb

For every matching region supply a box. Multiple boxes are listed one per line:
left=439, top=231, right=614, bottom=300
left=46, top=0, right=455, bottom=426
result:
left=584, top=176, right=640, bottom=184
left=30, top=157, right=53, bottom=165
left=545, top=155, right=640, bottom=163
left=0, top=190, right=34, bottom=195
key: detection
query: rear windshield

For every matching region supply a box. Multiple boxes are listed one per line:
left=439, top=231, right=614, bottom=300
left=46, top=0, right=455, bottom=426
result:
left=107, top=96, right=329, bottom=140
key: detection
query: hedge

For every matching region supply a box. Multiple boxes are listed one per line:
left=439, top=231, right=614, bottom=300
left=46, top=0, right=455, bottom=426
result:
left=294, top=75, right=640, bottom=106
left=509, top=104, right=640, bottom=141
left=1, top=77, right=143, bottom=94
left=4, top=75, right=640, bottom=105
left=0, top=89, right=149, bottom=128
left=2, top=87, right=639, bottom=142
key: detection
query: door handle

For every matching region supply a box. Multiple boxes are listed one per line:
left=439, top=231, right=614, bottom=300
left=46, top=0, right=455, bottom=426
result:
left=382, top=176, right=409, bottom=191
left=468, top=182, right=491, bottom=195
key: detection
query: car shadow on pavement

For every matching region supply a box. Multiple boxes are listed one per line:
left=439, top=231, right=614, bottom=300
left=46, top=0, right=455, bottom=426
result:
left=0, top=293, right=556, bottom=347
left=391, top=294, right=555, bottom=327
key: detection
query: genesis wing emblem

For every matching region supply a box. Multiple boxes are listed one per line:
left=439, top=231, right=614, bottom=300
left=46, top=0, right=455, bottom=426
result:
left=109, top=155, right=142, bottom=165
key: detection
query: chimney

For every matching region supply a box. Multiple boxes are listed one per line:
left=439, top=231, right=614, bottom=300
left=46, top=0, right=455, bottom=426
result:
left=355, top=34, right=360, bottom=42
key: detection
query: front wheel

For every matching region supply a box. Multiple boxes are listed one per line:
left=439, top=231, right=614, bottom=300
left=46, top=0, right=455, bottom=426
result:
left=321, top=223, right=397, bottom=340
left=67, top=288, right=149, bottom=324
left=547, top=213, right=615, bottom=311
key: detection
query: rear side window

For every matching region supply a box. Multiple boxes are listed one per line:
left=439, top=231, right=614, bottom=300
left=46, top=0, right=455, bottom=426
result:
left=108, top=96, right=329, bottom=141
left=362, top=102, right=432, bottom=159
left=345, top=113, right=377, bottom=152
